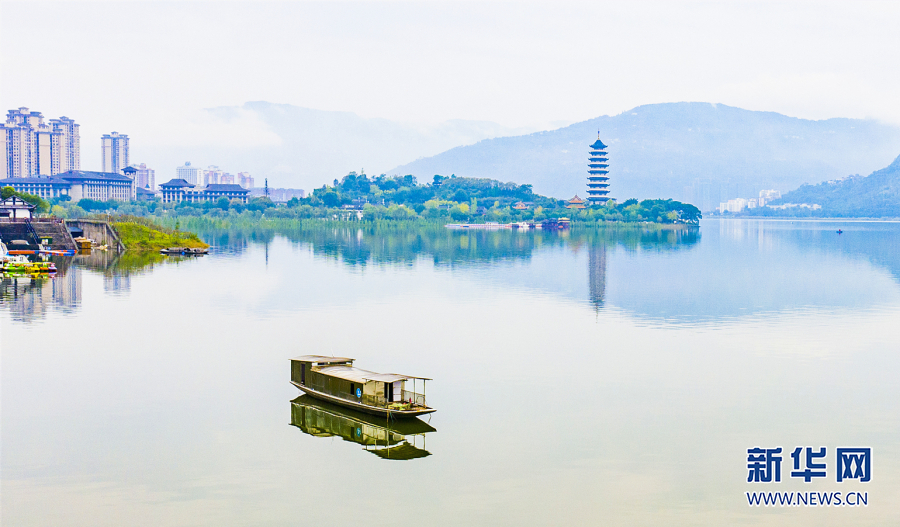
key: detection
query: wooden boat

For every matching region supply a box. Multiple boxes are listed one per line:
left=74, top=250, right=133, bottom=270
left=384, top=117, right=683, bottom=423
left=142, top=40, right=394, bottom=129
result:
left=160, top=247, right=185, bottom=255
left=183, top=247, right=209, bottom=255
left=290, top=355, right=435, bottom=418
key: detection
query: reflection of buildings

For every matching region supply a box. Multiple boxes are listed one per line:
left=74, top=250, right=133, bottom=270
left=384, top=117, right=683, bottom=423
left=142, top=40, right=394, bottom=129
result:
left=103, top=274, right=131, bottom=294
left=0, top=264, right=82, bottom=323
left=290, top=395, right=435, bottom=460
left=588, top=245, right=607, bottom=311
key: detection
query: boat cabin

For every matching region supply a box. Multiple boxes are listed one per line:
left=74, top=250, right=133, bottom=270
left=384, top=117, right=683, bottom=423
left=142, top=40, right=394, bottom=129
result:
left=290, top=355, right=430, bottom=413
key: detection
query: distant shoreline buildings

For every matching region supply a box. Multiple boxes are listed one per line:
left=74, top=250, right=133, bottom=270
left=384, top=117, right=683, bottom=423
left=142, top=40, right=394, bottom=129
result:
left=1, top=105, right=270, bottom=202
left=175, top=162, right=255, bottom=189
left=249, top=187, right=305, bottom=202
left=718, top=190, right=783, bottom=213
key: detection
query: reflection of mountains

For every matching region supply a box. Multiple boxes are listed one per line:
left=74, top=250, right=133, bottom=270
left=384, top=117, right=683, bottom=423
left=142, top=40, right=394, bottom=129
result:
left=785, top=224, right=900, bottom=285
left=290, top=395, right=435, bottom=460
left=197, top=224, right=700, bottom=313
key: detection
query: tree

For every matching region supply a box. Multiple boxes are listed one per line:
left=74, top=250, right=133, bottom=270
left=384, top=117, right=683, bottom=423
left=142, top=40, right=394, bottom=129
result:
left=2, top=186, right=50, bottom=213
left=320, top=190, right=340, bottom=207
left=450, top=205, right=469, bottom=221
left=247, top=197, right=275, bottom=211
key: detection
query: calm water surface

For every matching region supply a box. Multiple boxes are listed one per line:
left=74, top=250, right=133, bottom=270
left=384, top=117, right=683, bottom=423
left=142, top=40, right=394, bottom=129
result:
left=3, top=219, right=899, bottom=526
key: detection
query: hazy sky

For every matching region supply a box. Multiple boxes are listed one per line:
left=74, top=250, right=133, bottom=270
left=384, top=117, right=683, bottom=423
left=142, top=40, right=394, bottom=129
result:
left=2, top=1, right=899, bottom=171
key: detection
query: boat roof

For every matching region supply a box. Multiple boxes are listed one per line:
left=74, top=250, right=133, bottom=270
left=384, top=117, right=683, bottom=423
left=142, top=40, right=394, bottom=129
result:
left=369, top=442, right=432, bottom=460
left=292, top=355, right=354, bottom=364
left=317, top=365, right=431, bottom=383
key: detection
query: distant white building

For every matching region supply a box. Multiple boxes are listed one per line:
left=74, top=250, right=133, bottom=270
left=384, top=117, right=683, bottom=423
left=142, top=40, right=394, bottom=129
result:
left=203, top=165, right=224, bottom=186
left=758, top=189, right=781, bottom=207
left=237, top=172, right=254, bottom=189
left=101, top=132, right=129, bottom=173
left=719, top=198, right=749, bottom=213
left=130, top=163, right=156, bottom=190
left=769, top=203, right=821, bottom=210
left=176, top=161, right=202, bottom=185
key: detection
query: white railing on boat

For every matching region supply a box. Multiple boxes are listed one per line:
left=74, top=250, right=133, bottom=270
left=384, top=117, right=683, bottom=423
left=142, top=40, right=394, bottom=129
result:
left=402, top=390, right=426, bottom=407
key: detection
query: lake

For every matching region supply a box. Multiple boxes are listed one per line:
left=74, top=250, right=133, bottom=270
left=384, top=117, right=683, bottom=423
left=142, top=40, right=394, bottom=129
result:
left=2, top=219, right=899, bottom=526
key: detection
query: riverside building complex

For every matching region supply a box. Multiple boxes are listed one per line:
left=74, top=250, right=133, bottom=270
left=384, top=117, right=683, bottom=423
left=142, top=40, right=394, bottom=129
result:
left=1, top=107, right=140, bottom=201
left=158, top=178, right=250, bottom=204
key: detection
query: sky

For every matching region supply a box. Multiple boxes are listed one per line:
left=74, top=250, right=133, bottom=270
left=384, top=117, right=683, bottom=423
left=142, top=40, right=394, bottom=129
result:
left=2, top=0, right=899, bottom=173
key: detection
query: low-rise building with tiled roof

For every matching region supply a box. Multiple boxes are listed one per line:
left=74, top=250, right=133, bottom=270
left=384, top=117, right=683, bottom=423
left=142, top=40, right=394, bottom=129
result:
left=159, top=179, right=250, bottom=204
left=0, top=176, right=72, bottom=199
left=1, top=170, right=135, bottom=201
left=566, top=195, right=587, bottom=209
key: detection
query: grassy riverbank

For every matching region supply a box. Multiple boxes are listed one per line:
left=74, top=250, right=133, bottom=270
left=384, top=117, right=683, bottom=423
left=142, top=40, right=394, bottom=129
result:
left=111, top=216, right=209, bottom=251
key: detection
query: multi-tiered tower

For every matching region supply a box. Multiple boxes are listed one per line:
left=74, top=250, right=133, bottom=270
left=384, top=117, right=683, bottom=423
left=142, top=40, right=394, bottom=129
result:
left=587, top=135, right=610, bottom=205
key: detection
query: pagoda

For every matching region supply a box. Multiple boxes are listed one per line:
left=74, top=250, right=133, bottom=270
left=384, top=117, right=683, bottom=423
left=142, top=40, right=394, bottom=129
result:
left=586, top=134, right=610, bottom=205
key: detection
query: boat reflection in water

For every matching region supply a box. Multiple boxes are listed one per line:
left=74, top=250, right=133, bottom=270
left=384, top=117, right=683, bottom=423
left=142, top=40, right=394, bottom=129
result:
left=290, top=395, right=436, bottom=460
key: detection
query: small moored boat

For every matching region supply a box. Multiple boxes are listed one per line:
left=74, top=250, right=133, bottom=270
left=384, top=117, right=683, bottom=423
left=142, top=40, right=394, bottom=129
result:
left=290, top=355, right=434, bottom=418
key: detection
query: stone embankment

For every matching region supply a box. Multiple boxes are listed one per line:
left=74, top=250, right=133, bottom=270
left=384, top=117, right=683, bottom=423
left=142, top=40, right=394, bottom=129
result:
left=31, top=219, right=78, bottom=251
left=64, top=219, right=126, bottom=252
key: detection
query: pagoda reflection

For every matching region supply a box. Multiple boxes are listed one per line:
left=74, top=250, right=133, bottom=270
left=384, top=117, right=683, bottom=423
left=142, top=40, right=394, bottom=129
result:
left=290, top=395, right=436, bottom=460
left=588, top=244, right=607, bottom=311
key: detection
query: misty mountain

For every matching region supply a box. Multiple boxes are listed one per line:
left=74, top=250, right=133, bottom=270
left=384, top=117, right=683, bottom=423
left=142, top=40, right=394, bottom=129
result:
left=145, top=101, right=536, bottom=192
left=775, top=154, right=900, bottom=217
left=390, top=103, right=900, bottom=210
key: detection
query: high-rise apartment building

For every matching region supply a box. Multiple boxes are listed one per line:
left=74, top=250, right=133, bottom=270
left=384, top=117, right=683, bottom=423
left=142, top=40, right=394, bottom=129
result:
left=1, top=107, right=80, bottom=178
left=203, top=165, right=224, bottom=186
left=101, top=132, right=129, bottom=173
left=237, top=172, right=255, bottom=189
left=131, top=163, right=156, bottom=190
left=176, top=161, right=202, bottom=185
left=50, top=117, right=80, bottom=173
